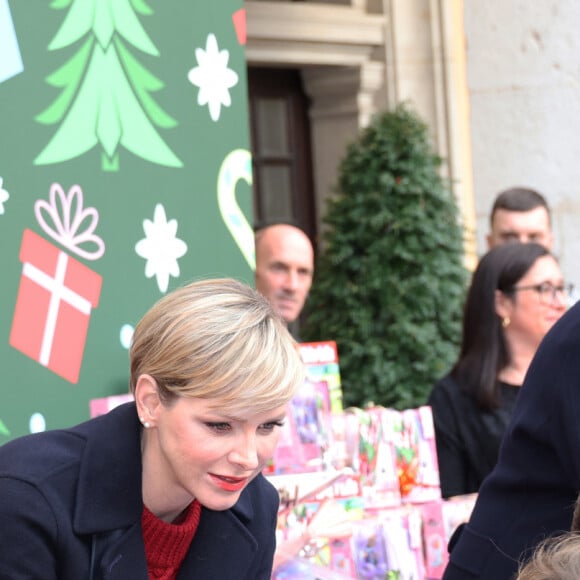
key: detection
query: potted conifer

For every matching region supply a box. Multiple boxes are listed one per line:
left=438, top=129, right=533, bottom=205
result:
left=302, top=103, right=468, bottom=410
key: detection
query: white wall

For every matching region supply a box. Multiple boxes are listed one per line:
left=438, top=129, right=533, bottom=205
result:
left=464, top=0, right=580, bottom=293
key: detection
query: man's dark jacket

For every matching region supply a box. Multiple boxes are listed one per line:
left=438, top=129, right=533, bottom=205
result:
left=443, top=300, right=580, bottom=579
left=0, top=402, right=279, bottom=579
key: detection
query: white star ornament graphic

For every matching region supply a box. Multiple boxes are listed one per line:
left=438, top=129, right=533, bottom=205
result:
left=188, top=33, right=239, bottom=122
left=135, top=204, right=188, bottom=293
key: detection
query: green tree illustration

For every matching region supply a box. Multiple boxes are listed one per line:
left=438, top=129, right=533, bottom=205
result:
left=0, top=419, right=10, bottom=438
left=34, top=0, right=182, bottom=171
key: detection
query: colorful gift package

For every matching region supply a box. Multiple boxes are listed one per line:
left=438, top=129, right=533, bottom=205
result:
left=298, top=341, right=343, bottom=412
left=346, top=407, right=402, bottom=509
left=378, top=507, right=426, bottom=580
left=388, top=406, right=441, bottom=503
left=267, top=341, right=345, bottom=475
left=419, top=500, right=449, bottom=579
left=351, top=518, right=390, bottom=579
left=269, top=378, right=334, bottom=474
left=275, top=496, right=363, bottom=579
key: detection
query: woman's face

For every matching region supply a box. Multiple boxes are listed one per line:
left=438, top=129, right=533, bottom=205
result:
left=500, top=255, right=567, bottom=347
left=140, top=385, right=287, bottom=518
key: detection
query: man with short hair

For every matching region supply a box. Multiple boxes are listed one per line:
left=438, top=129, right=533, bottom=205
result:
left=254, top=222, right=314, bottom=326
left=487, top=187, right=553, bottom=250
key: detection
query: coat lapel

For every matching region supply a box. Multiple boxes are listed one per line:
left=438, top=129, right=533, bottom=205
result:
left=177, top=508, right=257, bottom=579
left=97, top=523, right=149, bottom=579
left=74, top=404, right=144, bottom=534
left=72, top=405, right=149, bottom=579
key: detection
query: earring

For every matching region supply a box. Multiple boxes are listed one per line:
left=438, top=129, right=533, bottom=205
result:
left=502, top=317, right=510, bottom=328
left=140, top=417, right=151, bottom=429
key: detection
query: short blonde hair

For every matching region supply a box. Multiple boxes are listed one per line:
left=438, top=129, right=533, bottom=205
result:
left=130, top=278, right=304, bottom=413
left=516, top=534, right=580, bottom=580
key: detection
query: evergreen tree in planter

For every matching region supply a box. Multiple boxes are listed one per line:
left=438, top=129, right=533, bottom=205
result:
left=302, top=103, right=468, bottom=410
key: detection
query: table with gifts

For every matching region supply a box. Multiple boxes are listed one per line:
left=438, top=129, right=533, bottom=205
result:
left=266, top=343, right=477, bottom=580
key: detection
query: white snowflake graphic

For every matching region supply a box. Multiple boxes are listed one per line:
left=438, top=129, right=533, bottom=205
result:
left=0, top=176, right=10, bottom=215
left=135, top=204, right=188, bottom=293
left=188, top=33, right=239, bottom=122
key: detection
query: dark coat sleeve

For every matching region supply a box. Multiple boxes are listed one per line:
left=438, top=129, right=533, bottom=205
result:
left=0, top=477, right=60, bottom=579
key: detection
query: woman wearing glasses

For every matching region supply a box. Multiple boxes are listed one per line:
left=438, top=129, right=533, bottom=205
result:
left=428, top=242, right=570, bottom=498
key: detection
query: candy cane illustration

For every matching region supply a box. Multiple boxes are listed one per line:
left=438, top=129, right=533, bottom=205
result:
left=217, top=149, right=255, bottom=270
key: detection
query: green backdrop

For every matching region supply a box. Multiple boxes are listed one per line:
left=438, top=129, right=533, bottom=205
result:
left=0, top=0, right=254, bottom=439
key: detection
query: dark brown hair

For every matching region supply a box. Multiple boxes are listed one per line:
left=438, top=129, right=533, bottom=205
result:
left=452, top=242, right=551, bottom=410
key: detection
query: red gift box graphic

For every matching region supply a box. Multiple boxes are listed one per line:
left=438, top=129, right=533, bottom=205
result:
left=9, top=183, right=104, bottom=384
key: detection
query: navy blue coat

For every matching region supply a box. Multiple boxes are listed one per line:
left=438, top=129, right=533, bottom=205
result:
left=443, top=300, right=580, bottom=579
left=0, top=402, right=279, bottom=579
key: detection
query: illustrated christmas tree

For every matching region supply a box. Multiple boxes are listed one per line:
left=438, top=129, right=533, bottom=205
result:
left=34, top=0, right=182, bottom=171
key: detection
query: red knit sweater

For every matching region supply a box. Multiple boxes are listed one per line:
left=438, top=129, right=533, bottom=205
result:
left=142, top=500, right=202, bottom=580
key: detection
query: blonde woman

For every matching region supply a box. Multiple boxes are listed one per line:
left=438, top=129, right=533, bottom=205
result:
left=0, top=278, right=304, bottom=579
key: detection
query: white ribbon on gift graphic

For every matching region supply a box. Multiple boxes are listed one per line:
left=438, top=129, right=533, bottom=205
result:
left=34, top=183, right=105, bottom=261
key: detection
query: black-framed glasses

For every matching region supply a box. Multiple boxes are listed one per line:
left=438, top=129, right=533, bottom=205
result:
left=511, top=282, right=575, bottom=305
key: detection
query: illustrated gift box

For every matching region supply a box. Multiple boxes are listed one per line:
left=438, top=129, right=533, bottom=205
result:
left=9, top=183, right=104, bottom=384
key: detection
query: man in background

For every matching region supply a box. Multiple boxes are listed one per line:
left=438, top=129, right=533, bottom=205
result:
left=254, top=222, right=314, bottom=327
left=487, top=187, right=553, bottom=250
